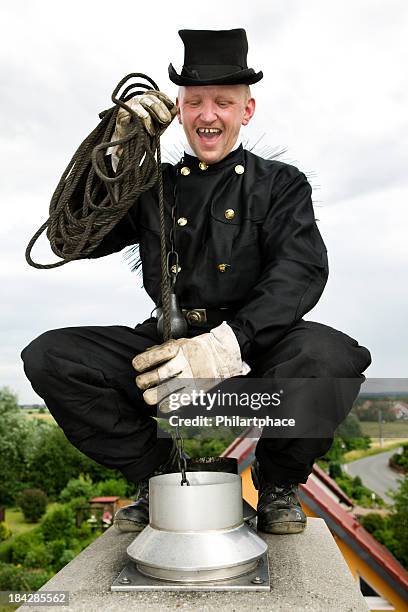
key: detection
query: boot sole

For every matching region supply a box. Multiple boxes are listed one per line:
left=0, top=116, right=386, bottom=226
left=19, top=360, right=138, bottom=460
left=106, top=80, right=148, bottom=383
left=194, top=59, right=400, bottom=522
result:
left=114, top=518, right=148, bottom=533
left=257, top=521, right=306, bottom=535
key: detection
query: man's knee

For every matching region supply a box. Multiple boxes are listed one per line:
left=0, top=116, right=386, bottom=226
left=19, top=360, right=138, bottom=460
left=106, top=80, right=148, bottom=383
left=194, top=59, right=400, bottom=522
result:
left=21, top=328, right=67, bottom=385
left=298, top=322, right=371, bottom=377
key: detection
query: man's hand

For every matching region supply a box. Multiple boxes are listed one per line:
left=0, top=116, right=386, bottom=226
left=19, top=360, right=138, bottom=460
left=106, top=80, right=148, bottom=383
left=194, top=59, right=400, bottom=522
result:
left=108, top=90, right=176, bottom=170
left=115, top=90, right=177, bottom=138
left=132, top=322, right=250, bottom=413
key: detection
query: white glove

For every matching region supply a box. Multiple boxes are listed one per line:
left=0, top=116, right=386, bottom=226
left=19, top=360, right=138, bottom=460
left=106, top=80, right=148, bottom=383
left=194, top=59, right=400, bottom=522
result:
left=114, top=90, right=176, bottom=137
left=132, top=322, right=250, bottom=413
left=108, top=90, right=177, bottom=169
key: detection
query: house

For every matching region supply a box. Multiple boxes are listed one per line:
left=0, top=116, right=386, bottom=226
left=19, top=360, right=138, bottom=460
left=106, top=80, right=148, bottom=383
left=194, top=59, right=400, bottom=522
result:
left=392, top=402, right=408, bottom=420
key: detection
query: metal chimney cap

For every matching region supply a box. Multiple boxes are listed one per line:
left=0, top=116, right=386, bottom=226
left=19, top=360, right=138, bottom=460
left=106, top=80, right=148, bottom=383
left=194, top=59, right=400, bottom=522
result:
left=127, top=471, right=267, bottom=583
left=149, top=471, right=243, bottom=532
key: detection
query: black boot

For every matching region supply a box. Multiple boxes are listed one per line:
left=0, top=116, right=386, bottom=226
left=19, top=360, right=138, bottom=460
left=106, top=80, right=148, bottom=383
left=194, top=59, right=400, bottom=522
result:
left=251, top=459, right=307, bottom=534
left=114, top=441, right=184, bottom=533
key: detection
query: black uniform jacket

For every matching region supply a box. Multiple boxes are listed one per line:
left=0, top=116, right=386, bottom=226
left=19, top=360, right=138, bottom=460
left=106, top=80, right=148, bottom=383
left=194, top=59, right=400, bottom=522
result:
left=89, top=145, right=329, bottom=360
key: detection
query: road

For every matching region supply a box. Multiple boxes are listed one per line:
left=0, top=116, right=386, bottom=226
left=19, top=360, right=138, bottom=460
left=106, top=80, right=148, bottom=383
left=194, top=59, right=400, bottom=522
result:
left=344, top=448, right=403, bottom=504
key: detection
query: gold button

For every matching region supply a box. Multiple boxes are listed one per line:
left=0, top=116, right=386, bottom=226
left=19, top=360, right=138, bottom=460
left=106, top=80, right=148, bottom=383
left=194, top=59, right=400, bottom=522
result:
left=234, top=164, right=245, bottom=175
left=224, top=209, right=235, bottom=220
left=199, top=161, right=208, bottom=171
left=171, top=264, right=181, bottom=273
left=217, top=263, right=229, bottom=273
left=177, top=217, right=188, bottom=226
left=181, top=166, right=190, bottom=176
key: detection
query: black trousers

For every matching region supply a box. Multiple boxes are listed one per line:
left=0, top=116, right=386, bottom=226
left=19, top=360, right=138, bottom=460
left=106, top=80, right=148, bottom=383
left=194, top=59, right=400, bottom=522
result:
left=21, top=318, right=371, bottom=485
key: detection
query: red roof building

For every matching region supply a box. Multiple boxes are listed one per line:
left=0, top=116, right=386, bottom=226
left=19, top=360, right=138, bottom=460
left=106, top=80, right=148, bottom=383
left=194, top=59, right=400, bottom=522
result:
left=222, top=427, right=408, bottom=612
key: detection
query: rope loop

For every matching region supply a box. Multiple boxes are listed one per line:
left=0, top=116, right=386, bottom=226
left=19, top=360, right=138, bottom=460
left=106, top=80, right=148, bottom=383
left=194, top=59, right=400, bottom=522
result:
left=25, top=74, right=160, bottom=269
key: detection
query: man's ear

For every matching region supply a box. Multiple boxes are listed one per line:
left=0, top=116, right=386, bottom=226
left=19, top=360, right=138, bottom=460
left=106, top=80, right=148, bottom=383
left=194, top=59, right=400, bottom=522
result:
left=176, top=97, right=182, bottom=124
left=242, top=98, right=256, bottom=126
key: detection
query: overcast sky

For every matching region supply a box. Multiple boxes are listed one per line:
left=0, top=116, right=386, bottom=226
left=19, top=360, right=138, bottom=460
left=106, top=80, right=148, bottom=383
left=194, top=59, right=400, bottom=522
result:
left=1, top=0, right=407, bottom=403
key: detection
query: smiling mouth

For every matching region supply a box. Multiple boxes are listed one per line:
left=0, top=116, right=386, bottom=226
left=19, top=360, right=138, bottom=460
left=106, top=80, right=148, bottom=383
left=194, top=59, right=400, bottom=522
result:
left=196, top=127, right=223, bottom=140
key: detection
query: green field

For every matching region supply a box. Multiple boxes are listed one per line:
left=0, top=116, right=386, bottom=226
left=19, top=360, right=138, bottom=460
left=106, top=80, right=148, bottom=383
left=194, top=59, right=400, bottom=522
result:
left=359, top=420, right=408, bottom=438
left=22, top=409, right=55, bottom=424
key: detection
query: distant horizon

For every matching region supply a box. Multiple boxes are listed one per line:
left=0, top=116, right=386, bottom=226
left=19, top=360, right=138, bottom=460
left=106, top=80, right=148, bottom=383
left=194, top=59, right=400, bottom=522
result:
left=10, top=376, right=408, bottom=403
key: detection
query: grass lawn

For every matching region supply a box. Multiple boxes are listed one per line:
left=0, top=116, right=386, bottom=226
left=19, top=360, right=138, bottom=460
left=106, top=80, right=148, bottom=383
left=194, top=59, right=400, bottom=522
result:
left=0, top=508, right=38, bottom=563
left=2, top=503, right=59, bottom=542
left=3, top=508, right=37, bottom=538
left=0, top=504, right=61, bottom=565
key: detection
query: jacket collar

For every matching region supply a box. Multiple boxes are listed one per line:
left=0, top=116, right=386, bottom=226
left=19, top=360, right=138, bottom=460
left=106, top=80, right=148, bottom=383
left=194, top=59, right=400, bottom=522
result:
left=183, top=134, right=242, bottom=157
left=179, top=144, right=245, bottom=174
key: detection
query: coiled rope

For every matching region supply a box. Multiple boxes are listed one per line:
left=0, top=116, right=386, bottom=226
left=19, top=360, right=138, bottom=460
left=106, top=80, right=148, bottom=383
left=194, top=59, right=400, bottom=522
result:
left=25, top=73, right=172, bottom=340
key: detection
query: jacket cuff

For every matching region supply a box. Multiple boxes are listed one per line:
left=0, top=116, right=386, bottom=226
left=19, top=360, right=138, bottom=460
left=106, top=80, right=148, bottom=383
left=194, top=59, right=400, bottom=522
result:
left=226, top=321, right=252, bottom=361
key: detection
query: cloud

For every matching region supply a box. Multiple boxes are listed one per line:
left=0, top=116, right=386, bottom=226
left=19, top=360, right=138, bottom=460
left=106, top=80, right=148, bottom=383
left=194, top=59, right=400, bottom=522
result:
left=311, top=183, right=408, bottom=377
left=1, top=0, right=407, bottom=401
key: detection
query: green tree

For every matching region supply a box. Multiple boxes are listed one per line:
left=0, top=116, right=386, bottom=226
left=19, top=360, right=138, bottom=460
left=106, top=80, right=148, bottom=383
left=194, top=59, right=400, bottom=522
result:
left=25, top=424, right=86, bottom=496
left=328, top=462, right=342, bottom=479
left=390, top=474, right=408, bottom=568
left=40, top=505, right=76, bottom=544
left=355, top=399, right=397, bottom=422
left=321, top=437, right=346, bottom=462
left=23, top=542, right=53, bottom=568
left=0, top=561, right=52, bottom=590
left=18, top=489, right=48, bottom=522
left=336, top=413, right=370, bottom=451
left=360, top=513, right=398, bottom=556
left=390, top=444, right=408, bottom=473
left=25, top=421, right=125, bottom=498
left=9, top=530, right=44, bottom=565
left=0, top=388, right=34, bottom=504
left=94, top=479, right=128, bottom=497
left=59, top=476, right=96, bottom=503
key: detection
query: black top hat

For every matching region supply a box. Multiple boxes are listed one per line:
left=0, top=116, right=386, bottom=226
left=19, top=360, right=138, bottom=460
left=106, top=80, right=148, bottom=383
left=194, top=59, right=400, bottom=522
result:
left=168, top=29, right=263, bottom=86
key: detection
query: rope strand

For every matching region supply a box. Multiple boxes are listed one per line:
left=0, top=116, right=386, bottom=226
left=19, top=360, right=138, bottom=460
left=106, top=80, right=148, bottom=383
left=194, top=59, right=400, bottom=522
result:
left=25, top=74, right=160, bottom=270
left=25, top=73, right=187, bottom=482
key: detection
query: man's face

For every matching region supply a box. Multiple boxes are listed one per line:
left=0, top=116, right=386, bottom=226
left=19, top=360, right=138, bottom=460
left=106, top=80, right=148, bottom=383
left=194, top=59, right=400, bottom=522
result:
left=176, top=85, right=256, bottom=164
